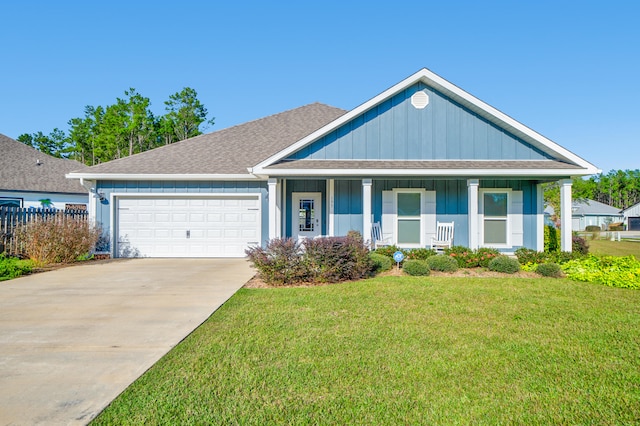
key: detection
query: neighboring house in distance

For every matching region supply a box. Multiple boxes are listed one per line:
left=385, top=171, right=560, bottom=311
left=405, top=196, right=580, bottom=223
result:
left=1, top=134, right=89, bottom=209
left=570, top=199, right=623, bottom=231
left=68, top=68, right=599, bottom=258
left=621, top=202, right=640, bottom=231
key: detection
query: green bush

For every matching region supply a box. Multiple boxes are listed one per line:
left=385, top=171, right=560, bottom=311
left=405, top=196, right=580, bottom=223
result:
left=476, top=248, right=501, bottom=268
left=0, top=254, right=33, bottom=281
left=445, top=246, right=479, bottom=268
left=369, top=252, right=393, bottom=273
left=514, top=247, right=548, bottom=265
left=545, top=225, right=560, bottom=252
left=488, top=256, right=521, bottom=274
left=403, top=259, right=431, bottom=276
left=549, top=250, right=585, bottom=264
left=426, top=255, right=458, bottom=272
left=535, top=262, right=563, bottom=278
left=406, top=248, right=437, bottom=260
left=561, top=255, right=640, bottom=289
left=373, top=245, right=407, bottom=258
left=585, top=225, right=601, bottom=232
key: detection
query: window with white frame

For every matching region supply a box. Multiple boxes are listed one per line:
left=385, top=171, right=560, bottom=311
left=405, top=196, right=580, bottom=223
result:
left=482, top=191, right=509, bottom=245
left=396, top=192, right=421, bottom=246
left=0, top=197, right=22, bottom=208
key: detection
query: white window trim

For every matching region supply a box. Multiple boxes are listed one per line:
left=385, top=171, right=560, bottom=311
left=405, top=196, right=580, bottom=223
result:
left=479, top=189, right=512, bottom=248
left=392, top=188, right=426, bottom=249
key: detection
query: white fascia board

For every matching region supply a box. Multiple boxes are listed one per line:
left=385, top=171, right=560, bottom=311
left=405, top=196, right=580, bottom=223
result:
left=253, top=68, right=600, bottom=175
left=66, top=173, right=262, bottom=181
left=257, top=167, right=594, bottom=177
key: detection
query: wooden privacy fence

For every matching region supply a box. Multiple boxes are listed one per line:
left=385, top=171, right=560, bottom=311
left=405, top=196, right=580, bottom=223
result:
left=0, top=207, right=88, bottom=255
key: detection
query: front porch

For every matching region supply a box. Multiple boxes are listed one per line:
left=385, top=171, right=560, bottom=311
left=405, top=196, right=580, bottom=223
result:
left=267, top=177, right=574, bottom=252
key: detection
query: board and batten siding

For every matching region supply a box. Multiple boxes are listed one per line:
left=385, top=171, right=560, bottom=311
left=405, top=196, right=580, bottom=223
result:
left=287, top=82, right=553, bottom=162
left=95, top=180, right=269, bottom=247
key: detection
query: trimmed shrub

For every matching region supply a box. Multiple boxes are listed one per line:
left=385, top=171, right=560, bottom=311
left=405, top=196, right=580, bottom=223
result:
left=15, top=217, right=101, bottom=266
left=585, top=225, right=601, bottom=232
left=488, top=256, right=521, bottom=274
left=426, top=255, right=458, bottom=272
left=245, top=238, right=306, bottom=285
left=406, top=248, right=437, bottom=260
left=536, top=262, right=563, bottom=278
left=514, top=247, right=548, bottom=265
left=545, top=225, right=560, bottom=252
left=303, top=234, right=373, bottom=283
left=246, top=235, right=374, bottom=285
left=572, top=235, right=589, bottom=255
left=403, top=259, right=431, bottom=276
left=445, top=246, right=479, bottom=268
left=476, top=248, right=501, bottom=268
left=373, top=245, right=406, bottom=258
left=0, top=254, right=33, bottom=281
left=369, top=252, right=393, bottom=273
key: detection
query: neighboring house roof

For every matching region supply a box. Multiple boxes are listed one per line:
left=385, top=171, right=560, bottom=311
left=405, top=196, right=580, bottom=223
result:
left=69, top=103, right=346, bottom=178
left=0, top=133, right=88, bottom=194
left=571, top=199, right=623, bottom=216
left=621, top=202, right=640, bottom=215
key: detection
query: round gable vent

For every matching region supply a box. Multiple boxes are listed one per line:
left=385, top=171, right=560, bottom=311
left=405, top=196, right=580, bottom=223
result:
left=411, top=91, right=430, bottom=109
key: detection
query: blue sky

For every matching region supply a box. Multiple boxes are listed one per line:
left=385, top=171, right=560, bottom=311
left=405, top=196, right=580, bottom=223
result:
left=2, top=0, right=638, bottom=173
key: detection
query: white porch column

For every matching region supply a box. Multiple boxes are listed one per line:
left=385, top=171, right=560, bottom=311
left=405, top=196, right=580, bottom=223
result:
left=327, top=179, right=335, bottom=236
left=268, top=178, right=279, bottom=239
left=536, top=183, right=544, bottom=252
left=467, top=179, right=479, bottom=250
left=362, top=179, right=372, bottom=242
left=560, top=178, right=573, bottom=252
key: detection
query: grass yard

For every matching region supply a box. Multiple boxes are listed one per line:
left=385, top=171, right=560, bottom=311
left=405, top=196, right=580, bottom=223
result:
left=93, top=276, right=640, bottom=425
left=588, top=238, right=640, bottom=259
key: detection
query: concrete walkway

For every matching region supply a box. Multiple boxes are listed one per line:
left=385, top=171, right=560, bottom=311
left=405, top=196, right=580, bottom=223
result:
left=0, top=258, right=254, bottom=425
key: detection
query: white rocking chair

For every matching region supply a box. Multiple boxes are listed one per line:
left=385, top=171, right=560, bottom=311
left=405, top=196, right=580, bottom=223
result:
left=430, top=221, right=454, bottom=253
left=371, top=222, right=392, bottom=249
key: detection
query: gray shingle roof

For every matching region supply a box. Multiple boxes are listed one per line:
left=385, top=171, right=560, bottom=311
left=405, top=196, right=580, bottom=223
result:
left=571, top=199, right=623, bottom=216
left=265, top=159, right=583, bottom=170
left=0, top=134, right=88, bottom=194
left=73, top=103, right=347, bottom=175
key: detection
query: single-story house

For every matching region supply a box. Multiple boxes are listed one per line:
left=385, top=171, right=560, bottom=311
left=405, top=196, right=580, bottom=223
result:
left=569, top=199, right=623, bottom=231
left=67, top=68, right=599, bottom=258
left=1, top=133, right=88, bottom=209
left=621, top=202, right=640, bottom=231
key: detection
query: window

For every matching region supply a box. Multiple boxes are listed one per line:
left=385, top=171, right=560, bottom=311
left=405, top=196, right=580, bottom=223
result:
left=0, top=197, right=22, bottom=208
left=483, top=192, right=508, bottom=245
left=397, top=192, right=421, bottom=246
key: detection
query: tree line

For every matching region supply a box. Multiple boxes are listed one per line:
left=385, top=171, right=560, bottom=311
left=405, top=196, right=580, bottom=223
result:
left=545, top=169, right=640, bottom=212
left=17, top=87, right=214, bottom=166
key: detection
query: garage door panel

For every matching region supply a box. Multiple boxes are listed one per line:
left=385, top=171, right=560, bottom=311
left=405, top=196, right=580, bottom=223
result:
left=117, top=196, right=261, bottom=258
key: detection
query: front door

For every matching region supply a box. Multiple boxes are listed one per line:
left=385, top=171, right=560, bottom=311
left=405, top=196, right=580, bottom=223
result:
left=292, top=192, right=322, bottom=240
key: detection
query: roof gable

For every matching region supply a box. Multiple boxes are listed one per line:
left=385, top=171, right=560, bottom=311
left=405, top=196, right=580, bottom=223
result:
left=0, top=134, right=88, bottom=194
left=287, top=81, right=554, bottom=162
left=253, top=68, right=599, bottom=175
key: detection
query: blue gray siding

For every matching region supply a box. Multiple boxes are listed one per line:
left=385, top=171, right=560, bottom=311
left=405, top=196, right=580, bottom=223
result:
left=288, top=83, right=552, bottom=161
left=95, top=180, right=269, bottom=244
left=334, top=180, right=363, bottom=236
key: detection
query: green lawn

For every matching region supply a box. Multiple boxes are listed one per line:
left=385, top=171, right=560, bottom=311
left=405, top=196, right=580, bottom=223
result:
left=588, top=238, right=640, bottom=258
left=92, top=276, right=640, bottom=425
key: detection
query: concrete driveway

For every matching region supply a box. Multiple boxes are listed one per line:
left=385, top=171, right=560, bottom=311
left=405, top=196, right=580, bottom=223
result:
left=0, top=258, right=254, bottom=425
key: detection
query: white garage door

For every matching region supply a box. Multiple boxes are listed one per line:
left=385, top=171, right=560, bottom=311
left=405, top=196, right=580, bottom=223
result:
left=116, top=196, right=261, bottom=258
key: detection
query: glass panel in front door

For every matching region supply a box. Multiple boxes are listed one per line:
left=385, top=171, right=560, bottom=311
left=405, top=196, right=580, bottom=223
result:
left=298, top=199, right=315, bottom=231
